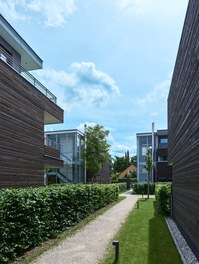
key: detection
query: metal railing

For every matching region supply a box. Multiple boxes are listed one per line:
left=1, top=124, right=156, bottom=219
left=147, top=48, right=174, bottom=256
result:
left=0, top=46, right=57, bottom=103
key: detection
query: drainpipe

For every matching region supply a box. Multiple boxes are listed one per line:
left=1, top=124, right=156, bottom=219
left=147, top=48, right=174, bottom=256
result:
left=84, top=124, right=87, bottom=183
left=152, top=122, right=154, bottom=183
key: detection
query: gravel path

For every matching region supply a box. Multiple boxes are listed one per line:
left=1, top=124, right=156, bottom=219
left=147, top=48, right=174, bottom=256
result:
left=33, top=192, right=140, bottom=264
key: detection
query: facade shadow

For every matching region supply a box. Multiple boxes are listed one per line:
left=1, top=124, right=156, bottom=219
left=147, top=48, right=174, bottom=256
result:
left=148, top=201, right=182, bottom=264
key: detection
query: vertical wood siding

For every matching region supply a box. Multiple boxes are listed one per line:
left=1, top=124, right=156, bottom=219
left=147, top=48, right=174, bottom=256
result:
left=168, top=0, right=199, bottom=258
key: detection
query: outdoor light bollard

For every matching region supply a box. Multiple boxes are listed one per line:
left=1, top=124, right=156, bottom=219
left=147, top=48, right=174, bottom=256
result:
left=112, top=240, right=119, bottom=262
left=137, top=201, right=139, bottom=209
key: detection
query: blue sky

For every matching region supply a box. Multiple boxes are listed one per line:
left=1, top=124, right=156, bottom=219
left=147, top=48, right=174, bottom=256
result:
left=0, top=0, right=188, bottom=156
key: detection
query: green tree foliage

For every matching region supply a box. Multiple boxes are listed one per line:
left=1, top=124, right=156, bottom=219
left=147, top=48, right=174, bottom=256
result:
left=125, top=150, right=130, bottom=162
left=144, top=149, right=154, bottom=199
left=112, top=156, right=130, bottom=174
left=112, top=152, right=137, bottom=174
left=82, top=124, right=110, bottom=180
left=130, top=155, right=137, bottom=164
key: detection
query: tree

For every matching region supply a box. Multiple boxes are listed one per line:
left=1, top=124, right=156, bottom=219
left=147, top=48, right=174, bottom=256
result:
left=125, top=150, right=130, bottom=163
left=82, top=124, right=110, bottom=182
left=112, top=153, right=137, bottom=174
left=144, top=149, right=154, bottom=199
left=130, top=155, right=137, bottom=165
left=112, top=156, right=130, bottom=174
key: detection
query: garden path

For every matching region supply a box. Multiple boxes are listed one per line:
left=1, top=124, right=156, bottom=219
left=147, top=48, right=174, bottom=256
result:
left=33, top=192, right=141, bottom=264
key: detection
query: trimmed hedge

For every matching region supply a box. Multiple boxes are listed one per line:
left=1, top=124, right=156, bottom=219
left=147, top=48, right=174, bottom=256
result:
left=117, top=182, right=127, bottom=193
left=0, top=184, right=118, bottom=263
left=155, top=182, right=172, bottom=216
left=132, top=183, right=155, bottom=195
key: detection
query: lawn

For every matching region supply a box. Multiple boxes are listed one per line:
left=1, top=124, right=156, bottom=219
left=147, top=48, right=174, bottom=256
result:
left=101, top=199, right=182, bottom=264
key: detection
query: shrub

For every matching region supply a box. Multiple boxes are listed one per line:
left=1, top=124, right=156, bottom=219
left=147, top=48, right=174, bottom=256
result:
left=155, top=182, right=172, bottom=216
left=0, top=184, right=118, bottom=263
left=132, top=183, right=155, bottom=195
left=117, top=182, right=127, bottom=193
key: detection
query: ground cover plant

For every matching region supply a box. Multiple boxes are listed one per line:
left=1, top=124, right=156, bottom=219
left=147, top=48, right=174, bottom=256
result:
left=0, top=183, right=119, bottom=263
left=101, top=199, right=182, bottom=264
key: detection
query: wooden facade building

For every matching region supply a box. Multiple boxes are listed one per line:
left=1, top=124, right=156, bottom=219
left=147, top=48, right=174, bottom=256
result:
left=0, top=15, right=63, bottom=188
left=168, top=0, right=199, bottom=258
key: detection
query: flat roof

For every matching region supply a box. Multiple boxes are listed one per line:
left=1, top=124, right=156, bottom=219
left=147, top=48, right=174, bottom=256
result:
left=137, top=129, right=167, bottom=137
left=0, top=14, right=43, bottom=71
left=45, top=129, right=84, bottom=137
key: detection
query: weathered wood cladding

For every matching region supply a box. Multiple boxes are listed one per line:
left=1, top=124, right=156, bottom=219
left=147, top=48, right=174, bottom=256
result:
left=0, top=60, right=63, bottom=188
left=156, top=163, right=172, bottom=182
left=44, top=145, right=60, bottom=159
left=43, top=156, right=63, bottom=169
left=168, top=0, right=199, bottom=258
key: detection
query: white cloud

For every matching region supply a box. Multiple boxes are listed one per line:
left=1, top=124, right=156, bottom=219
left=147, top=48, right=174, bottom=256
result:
left=76, top=122, right=97, bottom=133
left=71, top=62, right=120, bottom=96
left=107, top=131, right=136, bottom=157
left=117, top=0, right=146, bottom=14
left=0, top=0, right=28, bottom=21
left=117, top=0, right=188, bottom=16
left=0, top=0, right=76, bottom=27
left=110, top=142, right=136, bottom=157
left=34, top=62, right=120, bottom=112
left=136, top=75, right=171, bottom=106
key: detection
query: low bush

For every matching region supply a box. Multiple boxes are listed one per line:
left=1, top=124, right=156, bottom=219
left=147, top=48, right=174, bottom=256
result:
left=132, top=183, right=155, bottom=195
left=155, top=182, right=172, bottom=216
left=117, top=182, right=127, bottom=193
left=0, top=184, right=118, bottom=263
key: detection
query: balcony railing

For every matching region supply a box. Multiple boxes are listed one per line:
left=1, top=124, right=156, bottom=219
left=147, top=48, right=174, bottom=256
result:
left=0, top=46, right=57, bottom=103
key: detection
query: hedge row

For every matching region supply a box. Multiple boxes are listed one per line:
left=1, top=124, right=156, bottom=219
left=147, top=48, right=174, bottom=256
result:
left=0, top=184, right=119, bottom=263
left=132, top=183, right=155, bottom=195
left=155, top=182, right=172, bottom=216
left=117, top=182, right=127, bottom=193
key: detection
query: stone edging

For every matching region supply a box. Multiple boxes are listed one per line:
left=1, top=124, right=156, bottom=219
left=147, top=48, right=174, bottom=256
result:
left=166, top=217, right=199, bottom=264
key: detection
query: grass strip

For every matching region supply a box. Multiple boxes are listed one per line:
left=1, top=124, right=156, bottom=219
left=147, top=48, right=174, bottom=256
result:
left=13, top=196, right=126, bottom=264
left=101, top=199, right=182, bottom=264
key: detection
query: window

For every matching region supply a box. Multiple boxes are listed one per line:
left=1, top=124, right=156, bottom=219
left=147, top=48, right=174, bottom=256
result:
left=142, top=146, right=147, bottom=155
left=158, top=156, right=167, bottom=162
left=160, top=138, right=168, bottom=144
left=0, top=44, right=12, bottom=66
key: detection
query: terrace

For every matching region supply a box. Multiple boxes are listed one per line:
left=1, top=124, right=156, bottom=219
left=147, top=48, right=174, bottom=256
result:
left=0, top=45, right=57, bottom=103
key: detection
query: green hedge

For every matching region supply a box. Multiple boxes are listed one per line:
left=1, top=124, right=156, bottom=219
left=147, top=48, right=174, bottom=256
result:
left=155, top=182, right=172, bottom=216
left=0, top=184, right=118, bottom=263
left=117, top=182, right=127, bottom=193
left=132, top=183, right=155, bottom=195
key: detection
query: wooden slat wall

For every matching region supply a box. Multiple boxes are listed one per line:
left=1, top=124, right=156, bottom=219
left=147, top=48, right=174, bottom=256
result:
left=44, top=145, right=60, bottom=159
left=43, top=156, right=63, bottom=169
left=156, top=163, right=172, bottom=182
left=0, top=60, right=63, bottom=188
left=168, top=0, right=199, bottom=258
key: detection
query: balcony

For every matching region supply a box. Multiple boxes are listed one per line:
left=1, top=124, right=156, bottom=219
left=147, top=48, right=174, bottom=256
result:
left=44, top=138, right=63, bottom=168
left=0, top=46, right=57, bottom=103
left=44, top=137, right=61, bottom=158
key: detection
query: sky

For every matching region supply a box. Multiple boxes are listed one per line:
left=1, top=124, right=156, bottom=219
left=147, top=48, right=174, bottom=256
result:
left=0, top=0, right=188, bottom=157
